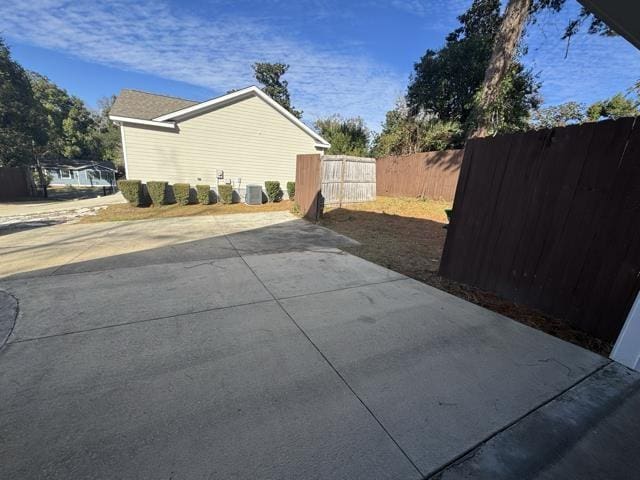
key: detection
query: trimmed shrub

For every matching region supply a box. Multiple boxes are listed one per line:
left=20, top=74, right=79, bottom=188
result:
left=286, top=181, right=295, bottom=200
left=147, top=181, right=168, bottom=206
left=218, top=184, right=233, bottom=204
left=196, top=184, right=212, bottom=205
left=173, top=183, right=191, bottom=205
left=118, top=180, right=144, bottom=207
left=265, top=180, right=283, bottom=202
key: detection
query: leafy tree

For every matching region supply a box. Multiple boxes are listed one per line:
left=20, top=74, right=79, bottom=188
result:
left=470, top=0, right=613, bottom=138
left=62, top=97, right=97, bottom=158
left=586, top=94, right=640, bottom=122
left=0, top=38, right=45, bottom=166
left=29, top=73, right=98, bottom=160
left=529, top=101, right=585, bottom=128
left=252, top=62, right=302, bottom=118
left=29, top=72, right=72, bottom=158
left=92, top=95, right=123, bottom=168
left=314, top=115, right=369, bottom=156
left=371, top=100, right=464, bottom=157
left=2, top=37, right=121, bottom=167
left=407, top=0, right=539, bottom=135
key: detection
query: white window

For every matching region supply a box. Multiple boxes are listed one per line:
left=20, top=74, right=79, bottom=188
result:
left=60, top=168, right=72, bottom=179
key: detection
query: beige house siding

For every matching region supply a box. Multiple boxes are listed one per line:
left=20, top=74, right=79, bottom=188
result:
left=121, top=94, right=323, bottom=195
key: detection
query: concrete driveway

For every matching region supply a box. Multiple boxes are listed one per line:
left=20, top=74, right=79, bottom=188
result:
left=0, top=192, right=126, bottom=231
left=0, top=211, right=638, bottom=479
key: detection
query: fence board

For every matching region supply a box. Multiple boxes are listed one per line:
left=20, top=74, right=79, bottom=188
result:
left=440, top=117, right=640, bottom=342
left=295, top=154, right=322, bottom=221
left=376, top=150, right=463, bottom=201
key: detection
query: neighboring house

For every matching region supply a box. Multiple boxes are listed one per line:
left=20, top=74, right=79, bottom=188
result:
left=108, top=86, right=330, bottom=199
left=39, top=159, right=117, bottom=187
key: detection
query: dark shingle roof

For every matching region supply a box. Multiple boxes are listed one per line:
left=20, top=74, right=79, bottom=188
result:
left=109, top=89, right=198, bottom=120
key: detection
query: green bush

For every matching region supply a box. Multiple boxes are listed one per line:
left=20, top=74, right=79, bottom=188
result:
left=146, top=181, right=168, bottom=206
left=196, top=184, right=212, bottom=205
left=286, top=181, right=295, bottom=200
left=118, top=180, right=144, bottom=207
left=218, top=184, right=233, bottom=204
left=173, top=183, right=191, bottom=205
left=265, top=180, right=283, bottom=202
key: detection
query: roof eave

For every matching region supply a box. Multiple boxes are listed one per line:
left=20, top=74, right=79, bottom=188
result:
left=579, top=0, right=640, bottom=50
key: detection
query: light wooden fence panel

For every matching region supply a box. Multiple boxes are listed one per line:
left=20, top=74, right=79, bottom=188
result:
left=320, top=155, right=376, bottom=206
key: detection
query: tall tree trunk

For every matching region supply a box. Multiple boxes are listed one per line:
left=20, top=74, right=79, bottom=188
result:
left=469, top=0, right=531, bottom=139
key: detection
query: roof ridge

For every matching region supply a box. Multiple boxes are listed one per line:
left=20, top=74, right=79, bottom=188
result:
left=121, top=88, right=199, bottom=103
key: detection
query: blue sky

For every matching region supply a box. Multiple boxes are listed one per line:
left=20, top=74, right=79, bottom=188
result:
left=1, top=0, right=639, bottom=131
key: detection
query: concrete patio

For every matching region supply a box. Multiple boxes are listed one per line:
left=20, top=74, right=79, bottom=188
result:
left=0, top=211, right=638, bottom=479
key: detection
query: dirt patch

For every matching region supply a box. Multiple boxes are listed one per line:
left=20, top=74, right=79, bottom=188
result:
left=321, top=197, right=613, bottom=357
left=80, top=200, right=293, bottom=223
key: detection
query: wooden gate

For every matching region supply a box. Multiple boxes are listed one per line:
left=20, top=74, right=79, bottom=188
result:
left=320, top=155, right=376, bottom=206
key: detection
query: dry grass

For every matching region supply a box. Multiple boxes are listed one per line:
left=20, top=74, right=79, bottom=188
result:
left=321, top=196, right=612, bottom=356
left=81, top=200, right=293, bottom=223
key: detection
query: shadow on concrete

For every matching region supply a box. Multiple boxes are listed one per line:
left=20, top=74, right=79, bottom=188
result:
left=0, top=216, right=358, bottom=281
left=0, top=220, right=68, bottom=236
left=318, top=207, right=615, bottom=356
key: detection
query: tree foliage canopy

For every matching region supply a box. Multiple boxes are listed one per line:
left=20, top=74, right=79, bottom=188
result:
left=0, top=39, right=45, bottom=166
left=586, top=93, right=639, bottom=122
left=314, top=115, right=369, bottom=156
left=29, top=72, right=98, bottom=160
left=407, top=0, right=539, bottom=132
left=375, top=0, right=539, bottom=156
left=371, top=101, right=464, bottom=157
left=531, top=90, right=640, bottom=129
left=529, top=101, right=585, bottom=128
left=252, top=62, right=302, bottom=119
left=0, top=37, right=123, bottom=167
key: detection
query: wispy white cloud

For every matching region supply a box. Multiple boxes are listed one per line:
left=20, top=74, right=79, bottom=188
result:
left=0, top=0, right=404, bottom=129
left=2, top=0, right=637, bottom=129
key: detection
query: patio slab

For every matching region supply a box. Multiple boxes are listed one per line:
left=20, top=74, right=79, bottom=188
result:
left=0, top=302, right=419, bottom=480
left=4, top=257, right=271, bottom=341
left=279, top=278, right=608, bottom=475
left=218, top=212, right=358, bottom=254
left=435, top=362, right=640, bottom=480
left=244, top=249, right=404, bottom=299
left=0, top=211, right=623, bottom=479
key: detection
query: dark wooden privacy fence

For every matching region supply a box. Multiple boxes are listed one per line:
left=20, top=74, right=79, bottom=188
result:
left=0, top=167, right=31, bottom=200
left=376, top=150, right=463, bottom=201
left=440, top=117, right=640, bottom=342
left=295, top=154, right=322, bottom=221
